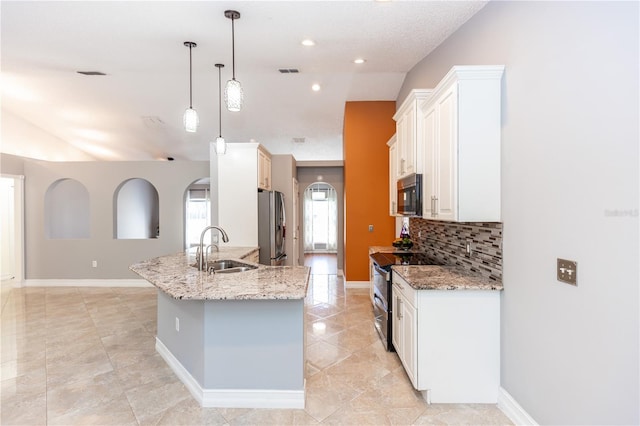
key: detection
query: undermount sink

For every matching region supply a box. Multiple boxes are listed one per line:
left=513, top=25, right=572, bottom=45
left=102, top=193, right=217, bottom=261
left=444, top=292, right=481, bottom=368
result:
left=205, top=260, right=258, bottom=274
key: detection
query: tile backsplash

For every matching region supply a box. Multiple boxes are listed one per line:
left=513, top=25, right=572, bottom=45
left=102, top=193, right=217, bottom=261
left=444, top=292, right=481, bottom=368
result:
left=409, top=218, right=503, bottom=282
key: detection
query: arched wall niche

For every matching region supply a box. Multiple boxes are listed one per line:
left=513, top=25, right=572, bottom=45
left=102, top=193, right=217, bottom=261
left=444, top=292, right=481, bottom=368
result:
left=114, top=178, right=159, bottom=239
left=44, top=178, right=90, bottom=239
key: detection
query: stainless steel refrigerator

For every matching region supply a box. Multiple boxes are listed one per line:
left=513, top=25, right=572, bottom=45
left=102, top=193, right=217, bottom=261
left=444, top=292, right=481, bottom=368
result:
left=258, top=190, right=287, bottom=266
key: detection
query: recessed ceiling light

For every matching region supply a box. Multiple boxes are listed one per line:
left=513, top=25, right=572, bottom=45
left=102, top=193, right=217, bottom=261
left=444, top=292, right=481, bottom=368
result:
left=301, top=39, right=315, bottom=47
left=354, top=58, right=366, bottom=64
left=311, top=84, right=321, bottom=92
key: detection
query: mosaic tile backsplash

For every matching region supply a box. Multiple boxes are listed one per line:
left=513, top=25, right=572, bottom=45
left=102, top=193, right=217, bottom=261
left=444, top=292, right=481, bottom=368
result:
left=408, top=218, right=503, bottom=282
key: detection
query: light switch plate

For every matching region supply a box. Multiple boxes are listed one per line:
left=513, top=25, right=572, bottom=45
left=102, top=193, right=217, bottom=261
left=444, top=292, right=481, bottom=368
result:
left=557, top=258, right=577, bottom=286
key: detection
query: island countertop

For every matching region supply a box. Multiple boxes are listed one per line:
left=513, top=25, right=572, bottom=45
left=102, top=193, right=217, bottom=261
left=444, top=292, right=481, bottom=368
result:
left=392, top=265, right=503, bottom=291
left=129, top=247, right=311, bottom=301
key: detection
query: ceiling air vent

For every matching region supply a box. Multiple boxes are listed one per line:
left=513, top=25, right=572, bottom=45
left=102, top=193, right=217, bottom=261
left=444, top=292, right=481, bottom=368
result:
left=279, top=68, right=299, bottom=74
left=292, top=137, right=305, bottom=143
left=76, top=71, right=107, bottom=76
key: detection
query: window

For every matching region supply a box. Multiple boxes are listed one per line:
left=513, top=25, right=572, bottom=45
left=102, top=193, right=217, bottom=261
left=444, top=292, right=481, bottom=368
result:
left=303, top=183, right=337, bottom=253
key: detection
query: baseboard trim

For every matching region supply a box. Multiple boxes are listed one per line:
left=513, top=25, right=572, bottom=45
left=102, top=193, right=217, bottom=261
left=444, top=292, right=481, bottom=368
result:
left=23, top=279, right=152, bottom=287
left=156, top=338, right=305, bottom=409
left=497, top=387, right=538, bottom=425
left=345, top=280, right=370, bottom=289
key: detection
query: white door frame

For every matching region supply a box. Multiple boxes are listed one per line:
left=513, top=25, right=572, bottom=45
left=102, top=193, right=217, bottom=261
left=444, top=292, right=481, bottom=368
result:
left=1, top=174, right=25, bottom=285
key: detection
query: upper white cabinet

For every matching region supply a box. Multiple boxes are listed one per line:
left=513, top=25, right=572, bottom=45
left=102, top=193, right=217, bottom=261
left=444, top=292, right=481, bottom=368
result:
left=387, top=134, right=398, bottom=216
left=257, top=146, right=272, bottom=191
left=393, top=89, right=432, bottom=180
left=420, top=66, right=504, bottom=222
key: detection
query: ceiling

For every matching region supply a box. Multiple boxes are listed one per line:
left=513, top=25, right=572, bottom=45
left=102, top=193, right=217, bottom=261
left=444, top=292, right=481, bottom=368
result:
left=1, top=1, right=487, bottom=162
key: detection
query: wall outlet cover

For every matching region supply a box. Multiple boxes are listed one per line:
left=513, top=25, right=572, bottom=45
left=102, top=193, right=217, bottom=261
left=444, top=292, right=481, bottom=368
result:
left=557, top=258, right=577, bottom=286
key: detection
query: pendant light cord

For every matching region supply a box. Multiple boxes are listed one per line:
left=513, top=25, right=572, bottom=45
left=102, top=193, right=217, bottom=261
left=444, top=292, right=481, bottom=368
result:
left=218, top=66, right=222, bottom=137
left=189, top=44, right=193, bottom=108
left=231, top=17, right=236, bottom=80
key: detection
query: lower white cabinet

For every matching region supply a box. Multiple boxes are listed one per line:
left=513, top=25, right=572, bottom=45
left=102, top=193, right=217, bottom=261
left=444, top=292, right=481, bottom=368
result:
left=393, top=281, right=417, bottom=384
left=392, top=271, right=500, bottom=403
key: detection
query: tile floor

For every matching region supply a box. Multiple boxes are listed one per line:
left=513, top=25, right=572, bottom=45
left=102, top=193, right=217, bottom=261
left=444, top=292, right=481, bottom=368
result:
left=1, top=272, right=512, bottom=425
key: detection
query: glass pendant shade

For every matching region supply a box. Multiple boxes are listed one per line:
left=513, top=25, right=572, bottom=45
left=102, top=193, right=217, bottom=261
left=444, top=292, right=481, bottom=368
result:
left=215, top=137, right=227, bottom=155
left=183, top=107, right=199, bottom=133
left=225, top=79, right=243, bottom=112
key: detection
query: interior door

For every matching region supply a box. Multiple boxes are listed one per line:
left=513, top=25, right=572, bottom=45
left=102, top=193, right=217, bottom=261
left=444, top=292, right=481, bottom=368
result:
left=292, top=178, right=300, bottom=266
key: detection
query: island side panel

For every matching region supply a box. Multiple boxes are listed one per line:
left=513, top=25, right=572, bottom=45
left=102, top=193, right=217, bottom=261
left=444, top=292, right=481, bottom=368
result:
left=157, top=292, right=205, bottom=385
left=203, top=299, right=304, bottom=391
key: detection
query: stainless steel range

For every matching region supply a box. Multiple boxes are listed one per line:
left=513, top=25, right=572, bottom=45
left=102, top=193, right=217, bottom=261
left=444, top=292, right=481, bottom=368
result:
left=369, top=252, right=434, bottom=351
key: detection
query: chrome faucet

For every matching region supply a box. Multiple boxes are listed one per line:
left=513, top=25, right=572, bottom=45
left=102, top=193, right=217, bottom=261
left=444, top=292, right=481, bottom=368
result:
left=197, top=226, right=229, bottom=271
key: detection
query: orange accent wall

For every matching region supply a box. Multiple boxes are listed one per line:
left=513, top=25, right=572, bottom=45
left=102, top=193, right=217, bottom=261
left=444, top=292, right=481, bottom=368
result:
left=343, top=101, right=396, bottom=282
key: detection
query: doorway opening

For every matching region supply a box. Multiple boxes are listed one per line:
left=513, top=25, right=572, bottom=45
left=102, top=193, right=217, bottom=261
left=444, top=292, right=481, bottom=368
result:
left=303, top=182, right=337, bottom=274
left=184, top=178, right=211, bottom=251
left=1, top=175, right=24, bottom=313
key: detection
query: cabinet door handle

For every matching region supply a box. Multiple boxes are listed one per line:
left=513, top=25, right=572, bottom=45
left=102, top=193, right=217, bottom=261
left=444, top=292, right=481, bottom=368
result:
left=397, top=297, right=403, bottom=319
left=434, top=197, right=438, bottom=217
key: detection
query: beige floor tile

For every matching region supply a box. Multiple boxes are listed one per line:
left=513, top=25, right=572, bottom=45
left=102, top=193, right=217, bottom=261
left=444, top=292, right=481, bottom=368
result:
left=306, top=303, right=344, bottom=319
left=0, top=390, right=47, bottom=425
left=114, top=357, right=179, bottom=397
left=0, top=271, right=513, bottom=426
left=47, top=370, right=137, bottom=425
left=124, top=376, right=192, bottom=423
left=146, top=398, right=229, bottom=426
left=306, top=340, right=353, bottom=370
left=230, top=408, right=319, bottom=425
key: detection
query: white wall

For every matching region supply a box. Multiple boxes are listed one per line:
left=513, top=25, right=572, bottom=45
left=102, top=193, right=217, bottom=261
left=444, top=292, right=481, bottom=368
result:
left=399, top=2, right=638, bottom=424
left=22, top=158, right=209, bottom=279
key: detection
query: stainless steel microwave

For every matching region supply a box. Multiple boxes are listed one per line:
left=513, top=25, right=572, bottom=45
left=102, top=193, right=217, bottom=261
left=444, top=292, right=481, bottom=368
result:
left=397, top=174, right=423, bottom=217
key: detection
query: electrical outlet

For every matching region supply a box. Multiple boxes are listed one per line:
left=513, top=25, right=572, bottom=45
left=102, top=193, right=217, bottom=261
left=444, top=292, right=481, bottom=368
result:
left=175, top=317, right=180, bottom=332
left=92, top=260, right=98, bottom=268
left=368, top=225, right=374, bottom=232
left=557, top=258, right=577, bottom=286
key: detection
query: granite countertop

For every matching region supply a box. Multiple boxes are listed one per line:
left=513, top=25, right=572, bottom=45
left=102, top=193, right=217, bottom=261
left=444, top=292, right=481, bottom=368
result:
left=129, top=246, right=311, bottom=301
left=392, top=265, right=503, bottom=291
left=369, top=245, right=397, bottom=254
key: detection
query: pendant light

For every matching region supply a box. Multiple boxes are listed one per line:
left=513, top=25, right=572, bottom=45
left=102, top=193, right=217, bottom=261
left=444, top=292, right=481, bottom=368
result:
left=214, top=63, right=226, bottom=155
left=183, top=41, right=198, bottom=132
left=224, top=10, right=243, bottom=112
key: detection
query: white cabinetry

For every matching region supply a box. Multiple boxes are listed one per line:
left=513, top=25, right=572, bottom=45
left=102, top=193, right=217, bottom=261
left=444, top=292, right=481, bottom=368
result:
left=392, top=271, right=500, bottom=403
left=216, top=143, right=272, bottom=247
left=393, top=90, right=432, bottom=180
left=392, top=278, right=417, bottom=385
left=387, top=135, right=398, bottom=216
left=421, top=65, right=504, bottom=222
left=258, top=147, right=272, bottom=190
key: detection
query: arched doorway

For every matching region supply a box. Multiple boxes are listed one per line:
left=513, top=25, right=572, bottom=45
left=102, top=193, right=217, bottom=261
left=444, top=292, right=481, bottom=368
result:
left=184, top=177, right=210, bottom=251
left=303, top=182, right=338, bottom=274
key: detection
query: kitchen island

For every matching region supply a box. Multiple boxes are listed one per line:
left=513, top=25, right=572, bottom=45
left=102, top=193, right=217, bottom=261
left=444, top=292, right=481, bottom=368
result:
left=130, top=247, right=311, bottom=409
